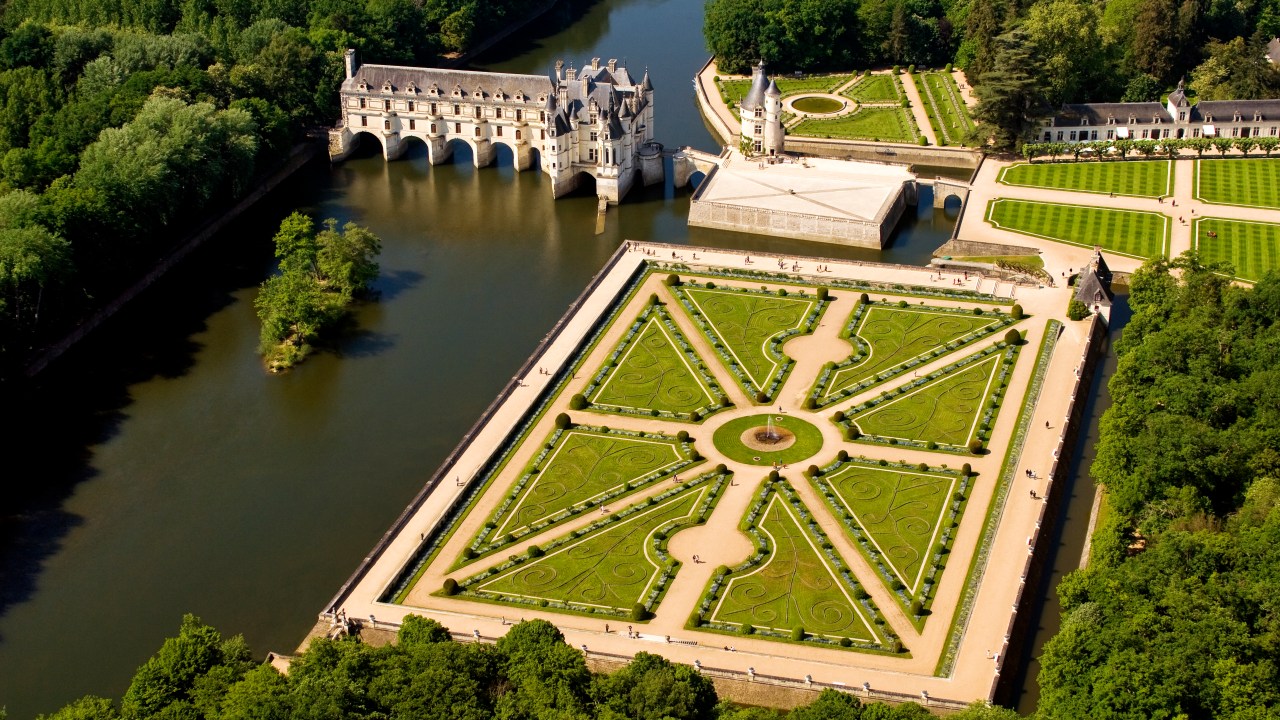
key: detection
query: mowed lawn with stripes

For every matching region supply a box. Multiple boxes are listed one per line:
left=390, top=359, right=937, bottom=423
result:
left=986, top=199, right=1169, bottom=258
left=997, top=160, right=1172, bottom=198
left=1194, top=217, right=1280, bottom=281
left=1195, top=158, right=1280, bottom=209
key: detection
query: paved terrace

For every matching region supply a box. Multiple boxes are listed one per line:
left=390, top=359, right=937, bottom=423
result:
left=305, top=241, right=1093, bottom=709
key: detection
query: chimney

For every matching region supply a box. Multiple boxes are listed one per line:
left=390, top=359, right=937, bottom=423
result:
left=565, top=64, right=577, bottom=81
left=555, top=59, right=564, bottom=81
left=344, top=48, right=356, bottom=80
left=591, top=57, right=600, bottom=71
left=607, top=58, right=617, bottom=72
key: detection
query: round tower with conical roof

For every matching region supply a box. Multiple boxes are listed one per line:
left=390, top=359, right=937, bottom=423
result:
left=739, top=61, right=784, bottom=156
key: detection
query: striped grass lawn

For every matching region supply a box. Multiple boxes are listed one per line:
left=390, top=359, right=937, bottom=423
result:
left=1193, top=217, right=1280, bottom=281
left=1195, top=158, right=1280, bottom=209
left=986, top=199, right=1169, bottom=259
left=997, top=160, right=1172, bottom=198
left=842, top=74, right=902, bottom=103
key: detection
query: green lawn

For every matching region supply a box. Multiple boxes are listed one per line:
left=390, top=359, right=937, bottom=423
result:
left=476, top=429, right=691, bottom=551
left=588, top=307, right=722, bottom=418
left=914, top=72, right=973, bottom=146
left=997, top=160, right=1172, bottom=198
left=817, top=464, right=960, bottom=598
left=813, top=302, right=1007, bottom=406
left=851, top=351, right=1005, bottom=449
left=1195, top=158, right=1280, bottom=209
left=678, top=286, right=820, bottom=398
left=712, top=414, right=825, bottom=466
left=842, top=74, right=901, bottom=103
left=1193, top=217, right=1280, bottom=282
left=793, top=106, right=919, bottom=143
left=985, top=199, right=1170, bottom=259
left=708, top=489, right=881, bottom=642
left=466, top=481, right=715, bottom=614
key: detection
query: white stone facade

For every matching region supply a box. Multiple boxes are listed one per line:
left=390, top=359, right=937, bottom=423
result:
left=329, top=50, right=661, bottom=204
left=739, top=61, right=785, bottom=156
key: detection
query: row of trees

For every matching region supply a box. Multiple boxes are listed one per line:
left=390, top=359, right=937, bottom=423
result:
left=0, top=0, right=540, bottom=374
left=1035, top=255, right=1280, bottom=719
left=256, top=212, right=380, bottom=370
left=1021, top=135, right=1280, bottom=162
left=26, top=614, right=1020, bottom=720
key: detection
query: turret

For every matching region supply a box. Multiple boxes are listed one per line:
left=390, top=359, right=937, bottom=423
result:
left=763, top=78, right=784, bottom=155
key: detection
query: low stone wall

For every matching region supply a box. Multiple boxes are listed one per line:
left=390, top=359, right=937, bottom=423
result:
left=934, top=239, right=1040, bottom=258
left=688, top=199, right=890, bottom=249
left=783, top=138, right=982, bottom=170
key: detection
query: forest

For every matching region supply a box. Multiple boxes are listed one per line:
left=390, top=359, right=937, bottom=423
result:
left=1035, top=256, right=1280, bottom=719
left=0, top=0, right=540, bottom=374
left=705, top=0, right=1280, bottom=147
left=19, top=614, right=1020, bottom=720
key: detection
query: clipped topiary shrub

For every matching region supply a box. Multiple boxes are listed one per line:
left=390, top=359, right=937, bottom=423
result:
left=910, top=599, right=922, bottom=616
left=848, top=427, right=861, bottom=440
left=555, top=412, right=572, bottom=429
left=442, top=577, right=459, bottom=595
left=715, top=463, right=728, bottom=474
left=917, top=462, right=928, bottom=472
left=968, top=439, right=984, bottom=454
left=1004, top=328, right=1022, bottom=345
left=1011, top=303, right=1024, bottom=320
left=665, top=273, right=681, bottom=286
left=742, top=623, right=755, bottom=635
left=816, top=287, right=829, bottom=301
left=1067, top=298, right=1090, bottom=320
left=839, top=637, right=853, bottom=647
left=569, top=394, right=587, bottom=410
left=859, top=292, right=870, bottom=304
left=631, top=603, right=648, bottom=621
left=756, top=391, right=769, bottom=403
left=791, top=626, right=806, bottom=641
left=807, top=464, right=821, bottom=477
left=837, top=450, right=849, bottom=461
left=527, top=544, right=544, bottom=558
left=677, top=430, right=689, bottom=442
left=962, top=462, right=972, bottom=476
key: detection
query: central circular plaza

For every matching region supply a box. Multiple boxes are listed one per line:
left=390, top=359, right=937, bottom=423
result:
left=713, top=414, right=824, bottom=465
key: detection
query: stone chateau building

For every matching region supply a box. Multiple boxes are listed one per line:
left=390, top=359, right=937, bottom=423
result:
left=1038, top=80, right=1280, bottom=143
left=328, top=50, right=663, bottom=203
left=739, top=61, right=785, bottom=156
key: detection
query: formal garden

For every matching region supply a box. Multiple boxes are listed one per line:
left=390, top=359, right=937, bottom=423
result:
left=1193, top=217, right=1280, bottom=281
left=1195, top=157, right=1280, bottom=209
left=985, top=198, right=1170, bottom=258
left=912, top=71, right=974, bottom=146
left=793, top=106, right=921, bottom=144
left=997, top=159, right=1173, bottom=198
left=390, top=262, right=1052, bottom=662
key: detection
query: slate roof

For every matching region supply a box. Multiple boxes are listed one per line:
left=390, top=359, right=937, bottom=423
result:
left=1049, top=102, right=1167, bottom=127
left=741, top=61, right=770, bottom=111
left=343, top=64, right=553, bottom=100
left=1075, top=250, right=1113, bottom=307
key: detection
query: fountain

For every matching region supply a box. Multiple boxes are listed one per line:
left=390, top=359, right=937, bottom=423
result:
left=755, top=416, right=785, bottom=445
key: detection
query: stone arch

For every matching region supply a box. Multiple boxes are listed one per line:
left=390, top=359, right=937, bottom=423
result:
left=490, top=137, right=534, bottom=171
left=348, top=130, right=387, bottom=158
left=688, top=170, right=707, bottom=190
left=435, top=136, right=478, bottom=165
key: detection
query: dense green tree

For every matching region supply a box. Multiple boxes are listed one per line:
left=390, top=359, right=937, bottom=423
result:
left=591, top=652, right=717, bottom=720
left=972, top=30, right=1046, bottom=150
left=34, top=696, right=119, bottom=720
left=961, top=0, right=1006, bottom=81
left=1121, top=73, right=1164, bottom=102
left=1022, top=0, right=1115, bottom=104
left=494, top=619, right=593, bottom=720
left=1190, top=36, right=1280, bottom=100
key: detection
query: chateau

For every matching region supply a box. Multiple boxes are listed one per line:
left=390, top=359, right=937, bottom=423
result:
left=1038, top=80, right=1280, bottom=143
left=738, top=60, right=785, bottom=155
left=328, top=50, right=663, bottom=203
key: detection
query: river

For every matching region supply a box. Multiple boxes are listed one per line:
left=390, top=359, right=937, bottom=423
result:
left=1, top=1, right=1016, bottom=717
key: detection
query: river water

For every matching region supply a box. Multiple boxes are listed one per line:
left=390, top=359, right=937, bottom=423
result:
left=1, top=1, right=1027, bottom=717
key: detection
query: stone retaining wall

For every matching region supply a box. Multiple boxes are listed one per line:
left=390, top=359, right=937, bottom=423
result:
left=933, top=239, right=1041, bottom=258
left=687, top=193, right=902, bottom=249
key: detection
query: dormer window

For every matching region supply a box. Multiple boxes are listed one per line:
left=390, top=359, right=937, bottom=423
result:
left=452, top=85, right=463, bottom=98
left=515, top=92, right=525, bottom=101
left=1106, top=116, right=1116, bottom=125
left=589, top=112, right=598, bottom=124
left=1179, top=112, right=1186, bottom=121
left=495, top=88, right=505, bottom=101
left=1255, top=112, right=1263, bottom=121
left=1205, top=113, right=1214, bottom=122
left=474, top=89, right=483, bottom=99
left=1128, top=115, right=1136, bottom=124
left=406, top=82, right=417, bottom=93
left=1234, top=112, right=1242, bottom=122
left=1080, top=118, right=1088, bottom=126
left=357, top=81, right=368, bottom=92
left=382, top=82, right=393, bottom=93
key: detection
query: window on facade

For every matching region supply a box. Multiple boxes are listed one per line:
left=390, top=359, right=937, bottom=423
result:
left=361, top=116, right=367, bottom=127
left=384, top=119, right=390, bottom=129
left=359, top=97, right=366, bottom=109
left=1179, top=112, right=1186, bottom=121
left=495, top=108, right=503, bottom=119
left=1069, top=131, right=1077, bottom=141
left=755, top=124, right=763, bottom=135
left=408, top=101, right=415, bottom=112
left=754, top=107, right=762, bottom=118
left=1141, top=129, right=1149, bottom=138
left=588, top=148, right=597, bottom=161
left=475, top=106, right=482, bottom=119
left=475, top=127, right=481, bottom=137
left=515, top=130, right=522, bottom=140
left=590, top=113, right=598, bottom=124
left=1090, top=130, right=1097, bottom=140
left=455, top=123, right=461, bottom=133
left=408, top=119, right=415, bottom=130
left=590, top=131, right=598, bottom=142
left=384, top=100, right=391, bottom=111
left=1056, top=131, right=1063, bottom=141
left=453, top=104, right=460, bottom=115
left=430, top=103, right=437, bottom=114
left=431, top=123, right=437, bottom=133
left=496, top=126, right=502, bottom=136
left=540, top=112, right=546, bottom=123
left=1044, top=132, right=1051, bottom=141
left=540, top=129, right=546, bottom=140
left=1232, top=127, right=1240, bottom=137
left=1193, top=129, right=1201, bottom=137
left=753, top=140, right=762, bottom=152
left=1272, top=127, right=1278, bottom=136
left=515, top=109, right=523, bottom=121
left=1106, top=130, right=1114, bottom=140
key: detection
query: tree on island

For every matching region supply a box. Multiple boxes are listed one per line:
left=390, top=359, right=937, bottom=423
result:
left=255, top=211, right=380, bottom=371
